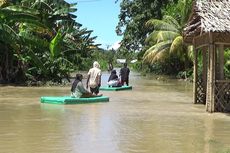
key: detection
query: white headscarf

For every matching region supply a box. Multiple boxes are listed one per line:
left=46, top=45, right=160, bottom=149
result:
left=93, top=61, right=100, bottom=68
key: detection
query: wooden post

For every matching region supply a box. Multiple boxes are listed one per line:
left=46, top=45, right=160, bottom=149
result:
left=211, top=43, right=216, bottom=112
left=206, top=44, right=211, bottom=111
left=193, top=40, right=198, bottom=104
left=206, top=32, right=215, bottom=113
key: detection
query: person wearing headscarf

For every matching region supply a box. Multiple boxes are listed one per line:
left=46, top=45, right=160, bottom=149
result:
left=107, top=70, right=121, bottom=87
left=71, top=74, right=93, bottom=98
left=86, top=61, right=102, bottom=95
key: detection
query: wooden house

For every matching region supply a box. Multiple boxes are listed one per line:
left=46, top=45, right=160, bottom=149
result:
left=183, top=0, right=230, bottom=112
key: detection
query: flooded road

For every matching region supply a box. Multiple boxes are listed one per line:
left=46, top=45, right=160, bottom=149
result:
left=0, top=71, right=230, bottom=153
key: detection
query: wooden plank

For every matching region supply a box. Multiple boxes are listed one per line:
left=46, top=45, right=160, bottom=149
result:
left=194, top=33, right=210, bottom=49
left=216, top=80, right=230, bottom=83
left=214, top=33, right=230, bottom=44
left=195, top=43, right=209, bottom=49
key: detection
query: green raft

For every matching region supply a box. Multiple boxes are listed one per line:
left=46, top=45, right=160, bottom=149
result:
left=100, top=86, right=132, bottom=91
left=40, top=96, right=109, bottom=104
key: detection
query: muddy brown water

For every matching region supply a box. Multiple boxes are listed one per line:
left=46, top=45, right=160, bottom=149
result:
left=0, top=71, right=230, bottom=153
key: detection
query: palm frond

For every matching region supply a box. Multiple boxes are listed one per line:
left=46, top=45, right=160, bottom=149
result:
left=144, top=48, right=169, bottom=64
left=162, top=15, right=181, bottom=30
left=4, top=5, right=40, bottom=15
left=146, top=30, right=179, bottom=45
left=169, top=36, right=183, bottom=55
left=187, top=45, right=194, bottom=61
left=156, top=31, right=180, bottom=43
left=31, top=0, right=53, bottom=12
left=143, top=40, right=172, bottom=63
left=69, top=3, right=77, bottom=8
left=146, top=19, right=179, bottom=33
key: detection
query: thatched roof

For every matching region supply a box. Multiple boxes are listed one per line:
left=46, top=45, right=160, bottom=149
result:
left=183, top=0, right=230, bottom=42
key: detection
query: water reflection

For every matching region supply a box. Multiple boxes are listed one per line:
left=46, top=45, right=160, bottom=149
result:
left=0, top=71, right=230, bottom=153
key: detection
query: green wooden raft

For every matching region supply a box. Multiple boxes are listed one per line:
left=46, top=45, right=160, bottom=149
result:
left=40, top=96, right=109, bottom=104
left=100, top=86, right=132, bottom=91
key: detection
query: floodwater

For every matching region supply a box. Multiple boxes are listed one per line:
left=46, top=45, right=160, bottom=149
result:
left=0, top=71, right=230, bottom=153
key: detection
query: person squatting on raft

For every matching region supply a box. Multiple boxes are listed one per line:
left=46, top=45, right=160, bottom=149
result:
left=71, top=74, right=95, bottom=98
left=119, top=63, right=130, bottom=86
left=86, top=61, right=102, bottom=95
left=107, top=70, right=121, bottom=87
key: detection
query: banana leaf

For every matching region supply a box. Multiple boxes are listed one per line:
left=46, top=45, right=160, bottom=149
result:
left=49, top=31, right=63, bottom=59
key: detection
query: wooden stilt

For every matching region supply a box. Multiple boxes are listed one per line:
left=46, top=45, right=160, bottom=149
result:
left=193, top=43, right=198, bottom=104
left=202, top=47, right=207, bottom=104
left=206, top=32, right=215, bottom=113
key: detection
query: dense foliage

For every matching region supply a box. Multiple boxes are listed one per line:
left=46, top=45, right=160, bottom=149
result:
left=1, top=0, right=229, bottom=84
left=224, top=49, right=230, bottom=79
left=116, top=0, right=178, bottom=52
left=0, top=0, right=100, bottom=84
left=117, top=0, right=230, bottom=79
left=143, top=0, right=193, bottom=75
left=116, top=0, right=194, bottom=77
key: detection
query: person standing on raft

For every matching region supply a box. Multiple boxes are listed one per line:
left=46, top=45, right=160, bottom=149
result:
left=119, top=63, right=130, bottom=86
left=107, top=62, right=113, bottom=72
left=86, top=61, right=102, bottom=95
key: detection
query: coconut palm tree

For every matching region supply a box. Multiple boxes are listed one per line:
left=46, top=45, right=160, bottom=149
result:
left=143, top=15, right=188, bottom=63
left=143, top=0, right=193, bottom=68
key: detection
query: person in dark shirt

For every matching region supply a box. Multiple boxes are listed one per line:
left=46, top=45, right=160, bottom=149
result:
left=119, top=63, right=130, bottom=86
left=107, top=62, right=113, bottom=72
left=108, top=70, right=118, bottom=81
left=107, top=70, right=121, bottom=87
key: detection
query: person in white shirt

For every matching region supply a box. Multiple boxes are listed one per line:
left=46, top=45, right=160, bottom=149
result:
left=86, top=61, right=102, bottom=95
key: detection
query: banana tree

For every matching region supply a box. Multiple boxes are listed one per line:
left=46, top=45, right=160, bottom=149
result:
left=0, top=4, right=50, bottom=83
left=0, top=0, right=100, bottom=84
